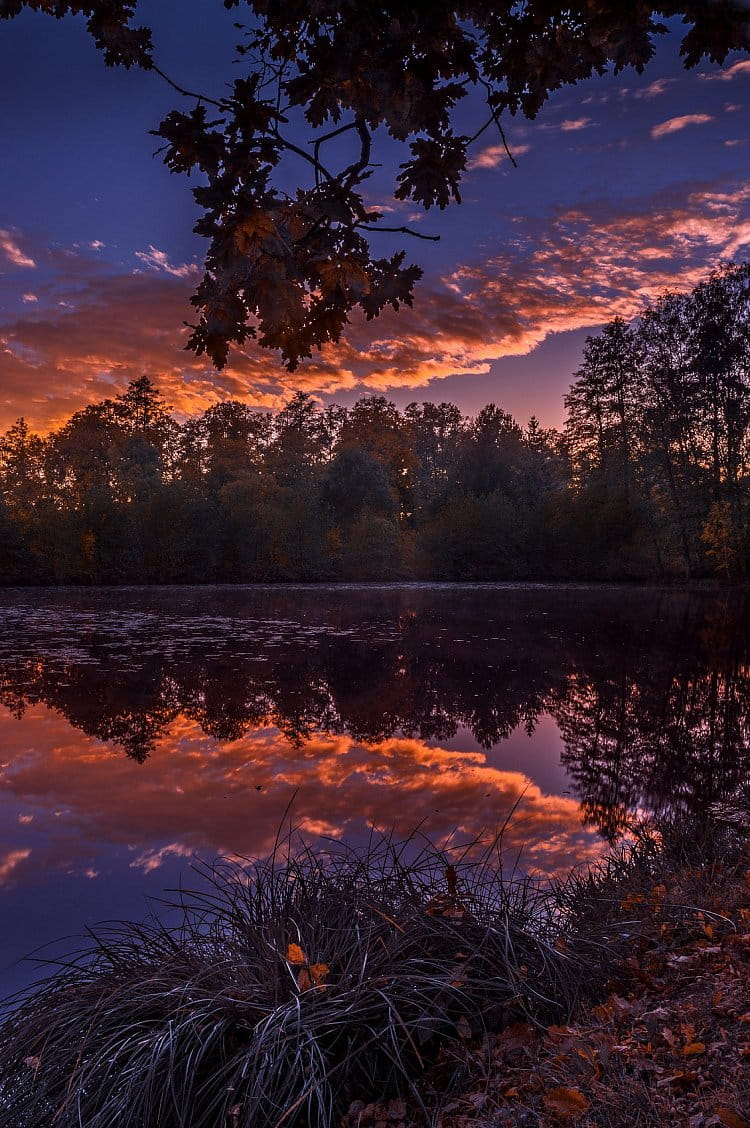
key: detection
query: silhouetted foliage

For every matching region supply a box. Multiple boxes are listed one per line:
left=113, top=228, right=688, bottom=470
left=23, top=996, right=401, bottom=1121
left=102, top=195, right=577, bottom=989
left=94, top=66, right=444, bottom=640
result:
left=2, top=3, right=748, bottom=367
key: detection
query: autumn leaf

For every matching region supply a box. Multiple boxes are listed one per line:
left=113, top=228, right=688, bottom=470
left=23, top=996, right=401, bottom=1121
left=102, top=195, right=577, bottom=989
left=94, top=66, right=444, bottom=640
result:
left=310, top=962, right=329, bottom=986
left=716, top=1110, right=750, bottom=1128
left=234, top=211, right=277, bottom=255
left=543, top=1086, right=590, bottom=1119
left=620, top=892, right=646, bottom=911
left=296, top=968, right=313, bottom=992
left=650, top=882, right=667, bottom=903
left=665, top=1070, right=698, bottom=1088
left=682, top=1042, right=706, bottom=1056
left=395, top=133, right=467, bottom=209
left=317, top=259, right=370, bottom=299
left=286, top=942, right=307, bottom=965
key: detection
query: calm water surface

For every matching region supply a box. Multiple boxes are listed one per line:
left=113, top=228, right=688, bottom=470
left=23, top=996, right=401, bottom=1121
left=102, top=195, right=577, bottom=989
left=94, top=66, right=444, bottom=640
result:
left=0, top=583, right=748, bottom=994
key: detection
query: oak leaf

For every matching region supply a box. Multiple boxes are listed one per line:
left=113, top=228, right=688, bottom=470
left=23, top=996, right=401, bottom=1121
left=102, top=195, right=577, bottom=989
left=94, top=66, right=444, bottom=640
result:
left=310, top=962, right=329, bottom=986
left=234, top=211, right=277, bottom=255
left=543, top=1086, right=590, bottom=1118
left=286, top=942, right=307, bottom=965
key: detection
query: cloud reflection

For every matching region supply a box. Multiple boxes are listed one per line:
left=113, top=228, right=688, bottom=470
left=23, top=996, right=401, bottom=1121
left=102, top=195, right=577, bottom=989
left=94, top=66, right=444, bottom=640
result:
left=0, top=706, right=602, bottom=889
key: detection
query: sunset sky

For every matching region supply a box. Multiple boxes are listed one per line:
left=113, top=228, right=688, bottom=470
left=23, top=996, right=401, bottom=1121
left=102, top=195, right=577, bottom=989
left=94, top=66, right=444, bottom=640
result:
left=1, top=2, right=749, bottom=433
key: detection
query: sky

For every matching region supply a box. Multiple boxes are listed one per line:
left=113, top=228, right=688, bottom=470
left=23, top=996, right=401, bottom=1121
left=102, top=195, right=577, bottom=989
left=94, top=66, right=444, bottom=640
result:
left=0, top=2, right=749, bottom=433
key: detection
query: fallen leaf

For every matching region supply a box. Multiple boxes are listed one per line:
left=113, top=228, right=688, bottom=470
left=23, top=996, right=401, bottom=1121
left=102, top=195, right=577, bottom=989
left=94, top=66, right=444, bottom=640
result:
left=682, top=1042, right=706, bottom=1056
left=716, top=1110, right=749, bottom=1128
left=466, top=1092, right=487, bottom=1111
left=310, top=962, right=329, bottom=986
left=621, top=892, right=645, bottom=911
left=544, top=1086, right=590, bottom=1118
left=664, top=1070, right=698, bottom=1088
left=286, top=943, right=307, bottom=965
left=296, top=968, right=313, bottom=992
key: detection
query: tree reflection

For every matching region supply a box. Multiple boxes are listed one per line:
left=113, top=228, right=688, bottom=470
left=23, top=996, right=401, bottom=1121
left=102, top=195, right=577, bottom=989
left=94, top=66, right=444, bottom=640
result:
left=0, top=587, right=748, bottom=837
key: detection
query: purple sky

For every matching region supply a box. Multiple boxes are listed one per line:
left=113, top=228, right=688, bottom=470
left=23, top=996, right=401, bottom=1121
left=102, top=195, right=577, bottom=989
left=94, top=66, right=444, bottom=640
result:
left=1, top=2, right=749, bottom=432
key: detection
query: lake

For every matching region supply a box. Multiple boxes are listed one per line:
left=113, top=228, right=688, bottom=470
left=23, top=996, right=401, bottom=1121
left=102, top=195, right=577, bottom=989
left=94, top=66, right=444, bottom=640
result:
left=0, top=583, right=748, bottom=995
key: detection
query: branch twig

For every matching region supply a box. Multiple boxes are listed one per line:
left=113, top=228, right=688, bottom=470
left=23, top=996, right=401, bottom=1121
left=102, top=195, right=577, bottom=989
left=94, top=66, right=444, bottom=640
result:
left=356, top=223, right=440, bottom=242
left=151, top=64, right=227, bottom=110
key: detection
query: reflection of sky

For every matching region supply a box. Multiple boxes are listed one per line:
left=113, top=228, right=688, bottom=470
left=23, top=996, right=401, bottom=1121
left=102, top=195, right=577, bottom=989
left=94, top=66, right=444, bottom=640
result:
left=0, top=703, right=601, bottom=994
left=0, top=582, right=748, bottom=995
left=0, top=6, right=749, bottom=430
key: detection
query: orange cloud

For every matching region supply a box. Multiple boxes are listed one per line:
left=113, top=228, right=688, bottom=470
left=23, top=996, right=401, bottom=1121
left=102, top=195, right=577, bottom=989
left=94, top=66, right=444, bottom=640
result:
left=0, top=229, right=35, bottom=269
left=651, top=113, right=713, bottom=139
left=134, top=245, right=198, bottom=279
left=0, top=848, right=31, bottom=888
left=335, top=181, right=750, bottom=391
left=467, top=142, right=531, bottom=170
left=633, top=78, right=673, bottom=99
left=1, top=178, right=749, bottom=431
left=702, top=59, right=750, bottom=82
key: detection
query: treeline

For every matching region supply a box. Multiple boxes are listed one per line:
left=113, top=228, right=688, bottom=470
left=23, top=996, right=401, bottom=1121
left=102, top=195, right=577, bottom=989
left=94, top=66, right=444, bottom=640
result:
left=1, top=262, right=749, bottom=584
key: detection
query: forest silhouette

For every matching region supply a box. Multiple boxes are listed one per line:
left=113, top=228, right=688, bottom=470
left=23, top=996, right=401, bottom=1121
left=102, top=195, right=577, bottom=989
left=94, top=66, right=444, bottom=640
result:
left=1, top=262, right=749, bottom=584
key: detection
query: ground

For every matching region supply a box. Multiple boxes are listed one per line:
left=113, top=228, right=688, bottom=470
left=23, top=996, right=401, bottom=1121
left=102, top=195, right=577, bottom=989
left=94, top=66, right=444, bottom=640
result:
left=345, top=848, right=750, bottom=1128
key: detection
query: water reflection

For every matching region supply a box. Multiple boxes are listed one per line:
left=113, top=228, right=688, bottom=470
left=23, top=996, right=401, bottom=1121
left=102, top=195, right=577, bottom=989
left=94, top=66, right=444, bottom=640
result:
left=0, top=585, right=749, bottom=987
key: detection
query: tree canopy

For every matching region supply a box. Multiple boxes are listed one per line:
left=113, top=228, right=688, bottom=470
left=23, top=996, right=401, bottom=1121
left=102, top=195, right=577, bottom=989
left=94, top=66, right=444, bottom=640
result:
left=3, top=1, right=749, bottom=368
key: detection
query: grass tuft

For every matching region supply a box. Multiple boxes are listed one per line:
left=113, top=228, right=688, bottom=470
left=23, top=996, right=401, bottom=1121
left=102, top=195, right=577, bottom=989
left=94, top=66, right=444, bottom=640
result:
left=0, top=832, right=580, bottom=1128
